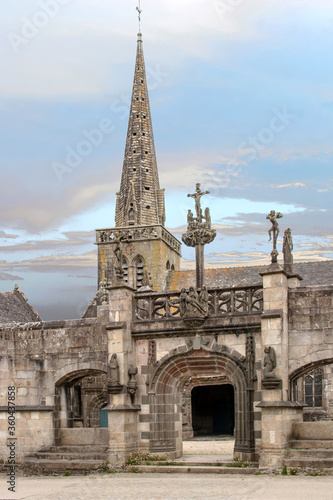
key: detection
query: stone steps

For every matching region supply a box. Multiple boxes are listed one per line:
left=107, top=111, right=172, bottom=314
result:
left=23, top=457, right=106, bottom=473
left=33, top=451, right=107, bottom=461
left=126, top=464, right=258, bottom=474
left=287, top=448, right=333, bottom=459
left=286, top=437, right=333, bottom=472
left=284, top=457, right=333, bottom=469
left=23, top=445, right=108, bottom=474
left=289, top=439, right=333, bottom=449
left=49, top=445, right=108, bottom=453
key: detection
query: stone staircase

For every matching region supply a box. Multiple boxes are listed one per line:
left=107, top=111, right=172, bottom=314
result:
left=125, top=438, right=259, bottom=474
left=126, top=457, right=258, bottom=474
left=23, top=428, right=109, bottom=474
left=126, top=442, right=258, bottom=475
left=23, top=444, right=108, bottom=474
left=284, top=422, right=333, bottom=473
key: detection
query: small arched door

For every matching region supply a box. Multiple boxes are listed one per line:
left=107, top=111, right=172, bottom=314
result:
left=99, top=404, right=108, bottom=428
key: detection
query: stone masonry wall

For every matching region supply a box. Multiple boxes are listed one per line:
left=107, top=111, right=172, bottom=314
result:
left=0, top=318, right=108, bottom=463
left=289, top=286, right=333, bottom=372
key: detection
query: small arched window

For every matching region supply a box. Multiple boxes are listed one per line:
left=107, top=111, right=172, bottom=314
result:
left=304, top=369, right=323, bottom=407
left=73, top=386, right=82, bottom=419
left=128, top=208, right=135, bottom=225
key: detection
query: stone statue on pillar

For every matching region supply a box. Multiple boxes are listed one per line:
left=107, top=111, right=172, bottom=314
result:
left=266, top=210, right=283, bottom=263
left=262, top=345, right=282, bottom=389
left=182, top=184, right=216, bottom=289
left=107, top=353, right=123, bottom=394
left=263, top=346, right=276, bottom=379
left=283, top=228, right=294, bottom=275
left=113, top=231, right=128, bottom=284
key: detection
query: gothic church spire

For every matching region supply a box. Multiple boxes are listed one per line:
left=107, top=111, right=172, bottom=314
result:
left=115, top=33, right=165, bottom=227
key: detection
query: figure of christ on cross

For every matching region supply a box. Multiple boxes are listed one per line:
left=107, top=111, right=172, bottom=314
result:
left=187, top=183, right=210, bottom=223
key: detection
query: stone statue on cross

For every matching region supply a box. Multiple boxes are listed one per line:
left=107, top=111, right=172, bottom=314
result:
left=187, top=183, right=210, bottom=223
left=182, top=183, right=216, bottom=289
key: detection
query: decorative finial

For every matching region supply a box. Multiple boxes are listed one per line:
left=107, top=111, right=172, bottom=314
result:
left=136, top=0, right=142, bottom=33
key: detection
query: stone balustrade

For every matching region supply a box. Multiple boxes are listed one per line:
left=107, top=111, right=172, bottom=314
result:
left=134, top=285, right=263, bottom=322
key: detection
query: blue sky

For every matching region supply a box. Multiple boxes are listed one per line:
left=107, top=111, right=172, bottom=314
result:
left=1, top=0, right=333, bottom=320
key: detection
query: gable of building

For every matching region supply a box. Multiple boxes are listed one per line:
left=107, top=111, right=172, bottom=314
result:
left=0, top=285, right=42, bottom=324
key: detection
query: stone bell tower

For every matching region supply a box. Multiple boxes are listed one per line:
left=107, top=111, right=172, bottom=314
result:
left=96, top=32, right=181, bottom=291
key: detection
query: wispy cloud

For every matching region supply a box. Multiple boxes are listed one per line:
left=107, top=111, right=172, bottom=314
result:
left=0, top=231, right=19, bottom=239
left=0, top=251, right=97, bottom=274
left=271, top=182, right=306, bottom=189
left=0, top=271, right=23, bottom=281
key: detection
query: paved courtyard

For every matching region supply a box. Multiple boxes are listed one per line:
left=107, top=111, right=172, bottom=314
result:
left=1, top=440, right=333, bottom=500
left=1, top=473, right=333, bottom=500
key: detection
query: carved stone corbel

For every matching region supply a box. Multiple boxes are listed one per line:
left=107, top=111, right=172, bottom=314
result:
left=127, top=365, right=138, bottom=404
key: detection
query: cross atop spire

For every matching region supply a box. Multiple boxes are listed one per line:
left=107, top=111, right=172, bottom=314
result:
left=136, top=0, right=142, bottom=33
left=115, top=32, right=166, bottom=228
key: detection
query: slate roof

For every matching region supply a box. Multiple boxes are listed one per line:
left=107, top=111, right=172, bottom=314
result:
left=0, top=286, right=42, bottom=324
left=166, top=261, right=333, bottom=291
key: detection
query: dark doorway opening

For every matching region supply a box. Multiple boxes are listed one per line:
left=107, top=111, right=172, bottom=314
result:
left=191, top=384, right=234, bottom=436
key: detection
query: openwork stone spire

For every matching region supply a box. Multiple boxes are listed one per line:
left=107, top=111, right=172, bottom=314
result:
left=115, top=33, right=165, bottom=228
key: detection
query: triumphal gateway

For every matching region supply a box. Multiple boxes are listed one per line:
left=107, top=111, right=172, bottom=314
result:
left=1, top=31, right=333, bottom=473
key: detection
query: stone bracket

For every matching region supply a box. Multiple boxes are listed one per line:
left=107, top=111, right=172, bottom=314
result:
left=261, top=310, right=283, bottom=319
left=256, top=401, right=305, bottom=408
left=106, top=322, right=127, bottom=330
left=102, top=404, right=141, bottom=411
left=261, top=378, right=282, bottom=390
left=107, top=384, right=124, bottom=395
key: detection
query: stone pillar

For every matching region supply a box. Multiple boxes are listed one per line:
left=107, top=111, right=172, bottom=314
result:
left=258, top=263, right=304, bottom=468
left=104, top=285, right=141, bottom=467
left=257, top=402, right=304, bottom=468
left=260, top=263, right=288, bottom=398
left=195, top=244, right=204, bottom=289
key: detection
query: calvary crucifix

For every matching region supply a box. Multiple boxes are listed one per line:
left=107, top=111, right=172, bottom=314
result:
left=182, top=183, right=216, bottom=289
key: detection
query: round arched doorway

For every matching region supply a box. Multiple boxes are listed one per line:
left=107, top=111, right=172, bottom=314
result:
left=148, top=347, right=254, bottom=460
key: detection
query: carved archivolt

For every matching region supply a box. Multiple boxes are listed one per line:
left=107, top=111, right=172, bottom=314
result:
left=148, top=340, right=247, bottom=394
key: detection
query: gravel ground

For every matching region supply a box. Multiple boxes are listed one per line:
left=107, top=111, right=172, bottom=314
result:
left=1, top=473, right=333, bottom=500
left=1, top=439, right=333, bottom=500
